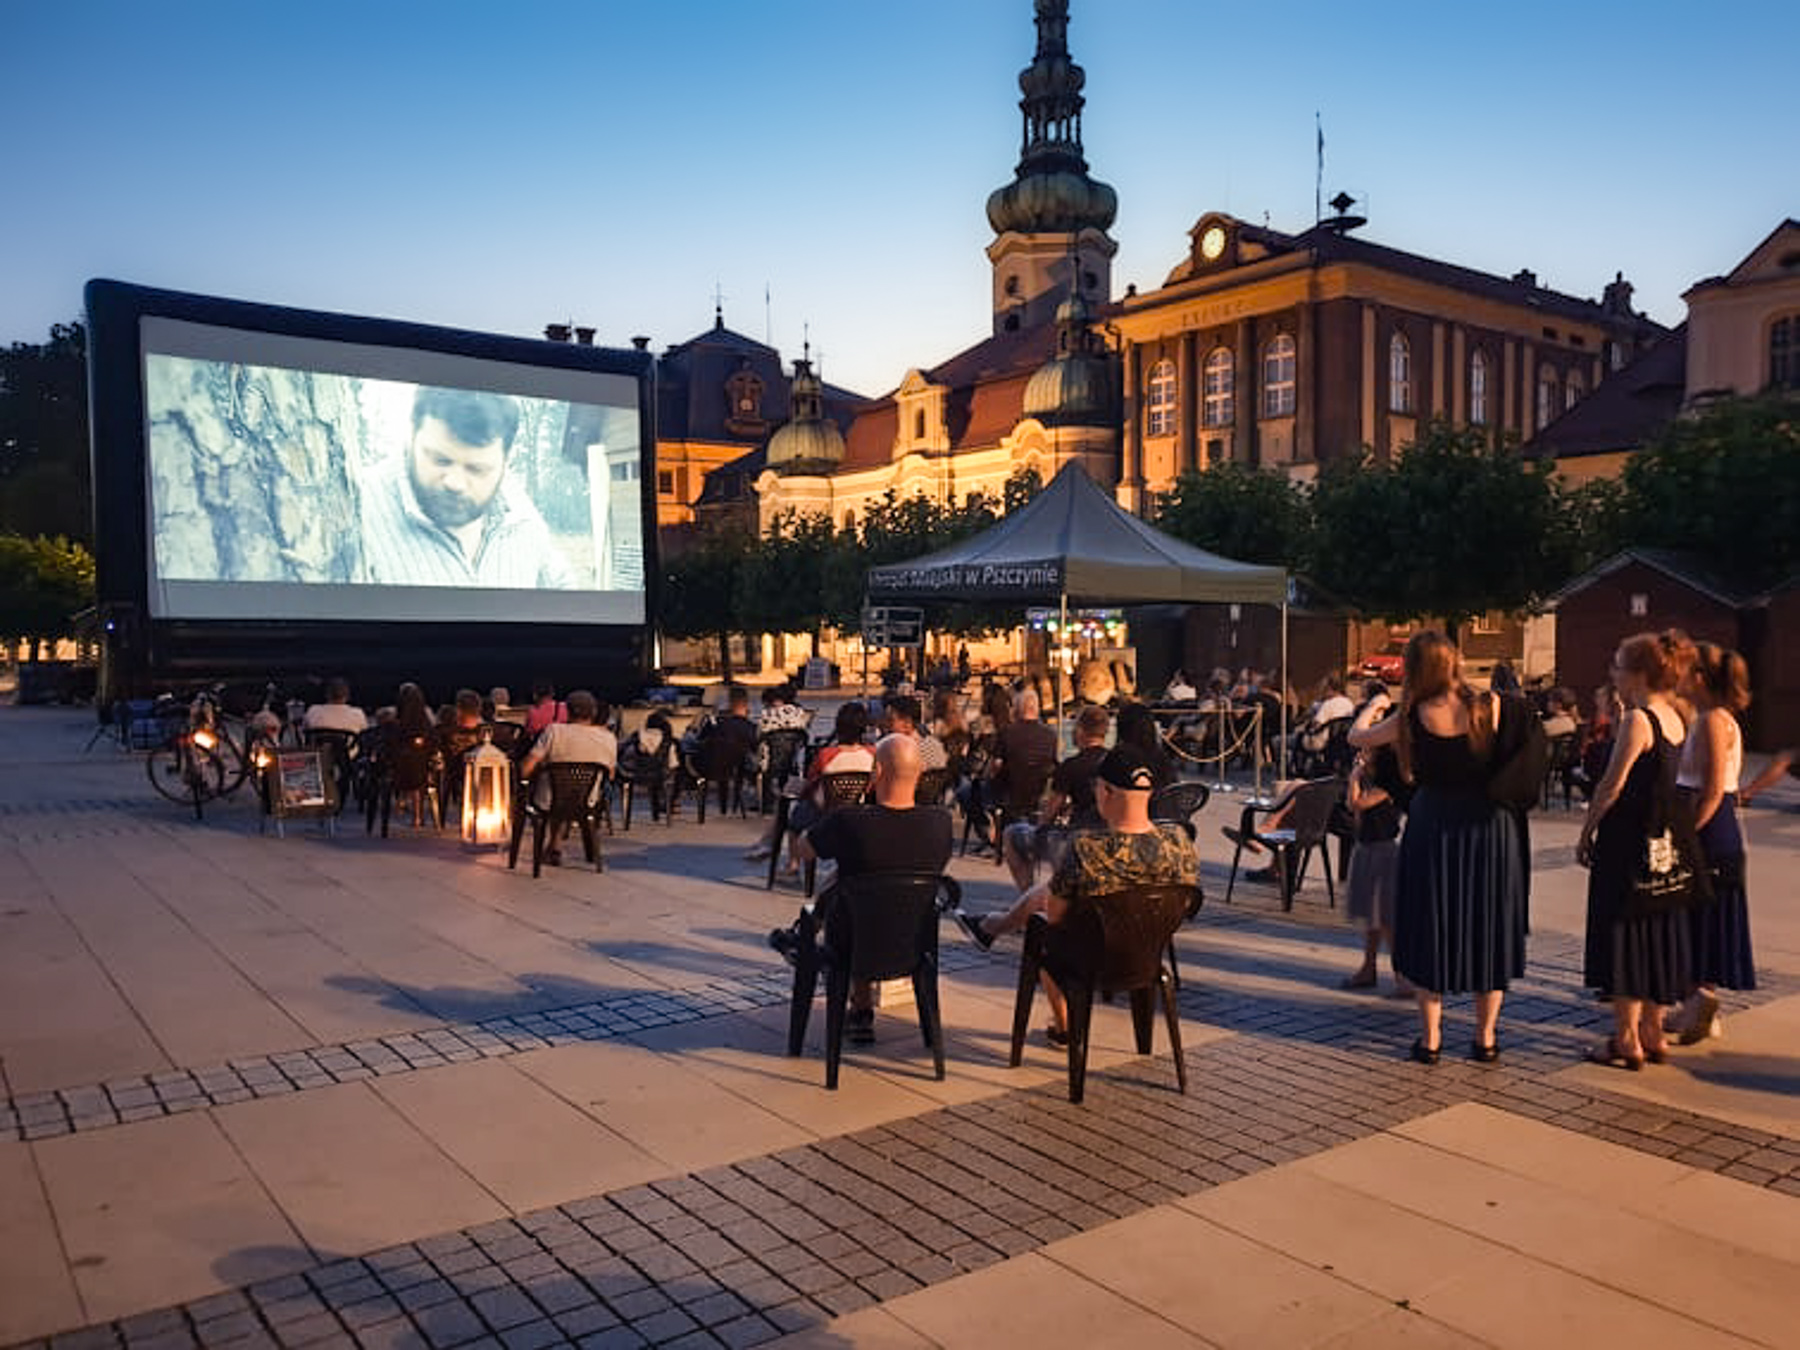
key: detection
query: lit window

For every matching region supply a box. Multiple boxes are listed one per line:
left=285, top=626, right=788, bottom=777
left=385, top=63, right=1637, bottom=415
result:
left=1388, top=333, right=1412, bottom=413
left=1773, top=315, right=1798, bottom=390
left=1565, top=369, right=1585, bottom=410
left=1469, top=350, right=1488, bottom=425
left=1203, top=348, right=1234, bottom=428
left=1145, top=359, right=1177, bottom=437
left=1262, top=334, right=1296, bottom=417
left=1537, top=365, right=1558, bottom=428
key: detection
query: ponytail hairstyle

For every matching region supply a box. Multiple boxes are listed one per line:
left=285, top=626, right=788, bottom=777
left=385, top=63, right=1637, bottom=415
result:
left=1614, top=628, right=1696, bottom=697
left=1395, top=631, right=1492, bottom=782
left=1690, top=640, right=1750, bottom=713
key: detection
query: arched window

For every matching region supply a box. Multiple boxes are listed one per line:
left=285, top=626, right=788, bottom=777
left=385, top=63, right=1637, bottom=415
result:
left=1772, top=315, right=1798, bottom=390
left=1469, top=350, right=1489, bottom=425
left=1262, top=334, right=1296, bottom=417
left=1565, top=369, right=1586, bottom=411
left=1145, top=359, right=1177, bottom=437
left=1388, top=333, right=1412, bottom=413
left=1202, top=347, right=1234, bottom=427
left=1536, top=365, right=1558, bottom=429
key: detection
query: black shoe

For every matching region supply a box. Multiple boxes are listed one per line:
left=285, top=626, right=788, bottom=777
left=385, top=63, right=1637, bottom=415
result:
left=1044, top=1025, right=1070, bottom=1049
left=1408, top=1038, right=1441, bottom=1065
left=1243, top=866, right=1276, bottom=884
left=847, top=1008, right=875, bottom=1045
left=1469, top=1040, right=1500, bottom=1064
left=954, top=910, right=996, bottom=950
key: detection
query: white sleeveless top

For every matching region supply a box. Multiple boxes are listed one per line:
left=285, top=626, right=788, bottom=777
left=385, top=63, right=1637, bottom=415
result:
left=1676, top=710, right=1741, bottom=792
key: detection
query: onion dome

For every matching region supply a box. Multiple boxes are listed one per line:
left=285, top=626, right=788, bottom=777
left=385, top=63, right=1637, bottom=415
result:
left=986, top=0, right=1117, bottom=236
left=766, top=356, right=846, bottom=473
left=1023, top=287, right=1114, bottom=426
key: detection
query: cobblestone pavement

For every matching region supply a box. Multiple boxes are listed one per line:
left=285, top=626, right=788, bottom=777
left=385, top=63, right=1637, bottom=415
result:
left=9, top=908, right=1796, bottom=1350
left=4, top=708, right=1797, bottom=1350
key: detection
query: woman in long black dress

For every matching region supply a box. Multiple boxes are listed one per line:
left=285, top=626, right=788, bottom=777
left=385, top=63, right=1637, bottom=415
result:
left=1349, top=632, right=1526, bottom=1063
left=1577, top=630, right=1698, bottom=1069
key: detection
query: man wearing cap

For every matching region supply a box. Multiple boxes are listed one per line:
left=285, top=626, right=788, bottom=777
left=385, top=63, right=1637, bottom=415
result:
left=955, top=744, right=1198, bottom=1045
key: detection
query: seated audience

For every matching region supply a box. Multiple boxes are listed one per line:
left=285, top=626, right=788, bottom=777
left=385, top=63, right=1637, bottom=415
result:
left=303, top=677, right=368, bottom=735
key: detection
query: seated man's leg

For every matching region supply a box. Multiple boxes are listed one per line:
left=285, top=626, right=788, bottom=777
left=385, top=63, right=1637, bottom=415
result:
left=1001, top=820, right=1039, bottom=891
left=955, top=879, right=1049, bottom=948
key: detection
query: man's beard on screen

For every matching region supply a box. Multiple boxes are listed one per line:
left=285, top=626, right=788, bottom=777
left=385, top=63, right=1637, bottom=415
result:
left=410, top=468, right=496, bottom=530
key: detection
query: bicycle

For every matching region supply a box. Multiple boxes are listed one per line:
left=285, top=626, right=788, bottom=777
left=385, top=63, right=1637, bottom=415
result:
left=146, top=688, right=278, bottom=818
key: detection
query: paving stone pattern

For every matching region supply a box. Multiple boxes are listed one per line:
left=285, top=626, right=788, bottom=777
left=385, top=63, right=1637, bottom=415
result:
left=11, top=914, right=1798, bottom=1350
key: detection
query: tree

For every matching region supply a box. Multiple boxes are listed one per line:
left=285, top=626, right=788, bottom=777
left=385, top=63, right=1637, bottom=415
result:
left=1617, top=394, right=1800, bottom=591
left=658, top=526, right=754, bottom=682
left=0, top=323, right=91, bottom=544
left=1154, top=462, right=1311, bottom=567
left=0, top=533, right=96, bottom=659
left=1309, top=423, right=1568, bottom=635
left=738, top=509, right=849, bottom=654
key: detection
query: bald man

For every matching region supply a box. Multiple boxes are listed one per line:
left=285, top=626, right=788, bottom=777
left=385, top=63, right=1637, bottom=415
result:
left=776, top=734, right=953, bottom=1042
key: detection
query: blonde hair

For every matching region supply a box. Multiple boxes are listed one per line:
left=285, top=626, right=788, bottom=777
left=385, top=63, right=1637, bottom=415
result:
left=1396, top=631, right=1492, bottom=781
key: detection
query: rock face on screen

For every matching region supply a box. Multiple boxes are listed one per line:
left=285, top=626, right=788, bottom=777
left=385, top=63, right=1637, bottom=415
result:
left=146, top=358, right=363, bottom=582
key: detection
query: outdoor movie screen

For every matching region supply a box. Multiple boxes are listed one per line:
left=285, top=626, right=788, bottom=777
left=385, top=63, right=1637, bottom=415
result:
left=137, top=315, right=646, bottom=625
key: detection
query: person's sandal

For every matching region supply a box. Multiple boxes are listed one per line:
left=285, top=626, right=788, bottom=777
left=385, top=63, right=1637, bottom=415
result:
left=1469, top=1040, right=1500, bottom=1064
left=1586, top=1036, right=1644, bottom=1071
left=1408, top=1039, right=1440, bottom=1065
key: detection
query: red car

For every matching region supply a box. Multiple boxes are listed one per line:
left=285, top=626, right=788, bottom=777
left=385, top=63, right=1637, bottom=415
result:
left=1359, top=645, right=1405, bottom=684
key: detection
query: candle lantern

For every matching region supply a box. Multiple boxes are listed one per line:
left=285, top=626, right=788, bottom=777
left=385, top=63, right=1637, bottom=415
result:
left=461, top=734, right=512, bottom=849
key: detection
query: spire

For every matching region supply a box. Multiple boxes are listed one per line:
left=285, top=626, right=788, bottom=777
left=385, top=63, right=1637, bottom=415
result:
left=986, top=1, right=1116, bottom=237
left=1018, top=0, right=1087, bottom=178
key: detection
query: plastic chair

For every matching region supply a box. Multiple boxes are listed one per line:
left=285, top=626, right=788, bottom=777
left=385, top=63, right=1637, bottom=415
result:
left=1542, top=732, right=1581, bottom=810
left=913, top=766, right=950, bottom=808
left=617, top=735, right=675, bottom=830
left=755, top=729, right=810, bottom=815
left=785, top=871, right=960, bottom=1089
left=303, top=728, right=358, bottom=814
left=510, top=762, right=611, bottom=877
left=1007, top=883, right=1200, bottom=1103
left=367, top=730, right=442, bottom=837
left=1148, top=780, right=1211, bottom=841
left=1223, top=776, right=1342, bottom=909
left=768, top=770, right=874, bottom=893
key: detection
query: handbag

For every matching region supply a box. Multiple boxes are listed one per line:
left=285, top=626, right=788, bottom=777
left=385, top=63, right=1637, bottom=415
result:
left=1620, top=716, right=1713, bottom=919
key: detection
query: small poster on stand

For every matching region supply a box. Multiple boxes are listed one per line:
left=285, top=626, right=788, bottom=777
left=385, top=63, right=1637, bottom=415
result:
left=268, top=749, right=338, bottom=836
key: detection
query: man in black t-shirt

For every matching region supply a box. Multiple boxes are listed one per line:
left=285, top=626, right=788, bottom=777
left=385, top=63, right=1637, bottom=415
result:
left=1001, top=704, right=1111, bottom=890
left=988, top=686, right=1059, bottom=822
left=694, top=686, right=759, bottom=810
left=774, top=734, right=953, bottom=1042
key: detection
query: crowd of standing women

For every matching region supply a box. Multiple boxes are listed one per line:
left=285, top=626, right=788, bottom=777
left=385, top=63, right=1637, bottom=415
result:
left=1346, top=628, right=1756, bottom=1068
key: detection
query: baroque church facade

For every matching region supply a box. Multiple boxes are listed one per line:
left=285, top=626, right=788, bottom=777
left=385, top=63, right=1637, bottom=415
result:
left=721, top=0, right=1664, bottom=535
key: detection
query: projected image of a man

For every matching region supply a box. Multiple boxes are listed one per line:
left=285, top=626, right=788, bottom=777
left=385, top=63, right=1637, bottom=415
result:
left=360, top=388, right=574, bottom=589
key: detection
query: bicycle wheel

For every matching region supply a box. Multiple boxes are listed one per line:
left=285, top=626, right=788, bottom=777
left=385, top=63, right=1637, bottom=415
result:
left=210, top=721, right=254, bottom=796
left=147, top=743, right=225, bottom=807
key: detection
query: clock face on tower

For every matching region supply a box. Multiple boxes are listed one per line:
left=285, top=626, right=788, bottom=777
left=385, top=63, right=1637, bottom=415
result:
left=1200, top=225, right=1227, bottom=261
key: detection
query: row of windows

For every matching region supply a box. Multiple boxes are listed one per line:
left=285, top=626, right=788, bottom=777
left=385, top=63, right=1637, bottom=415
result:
left=1145, top=333, right=1588, bottom=433
left=1144, top=334, right=1296, bottom=435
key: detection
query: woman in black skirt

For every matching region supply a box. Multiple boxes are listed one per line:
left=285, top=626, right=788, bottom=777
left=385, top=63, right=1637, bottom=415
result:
left=1577, top=630, right=1699, bottom=1069
left=1350, top=632, right=1526, bottom=1064
left=1669, top=642, right=1755, bottom=1042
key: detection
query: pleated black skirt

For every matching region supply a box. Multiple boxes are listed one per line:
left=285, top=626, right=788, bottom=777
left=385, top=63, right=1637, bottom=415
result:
left=1690, top=794, right=1756, bottom=990
left=1394, top=788, right=1527, bottom=994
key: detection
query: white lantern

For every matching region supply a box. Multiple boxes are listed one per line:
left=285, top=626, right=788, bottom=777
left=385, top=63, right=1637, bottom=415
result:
left=461, top=736, right=512, bottom=849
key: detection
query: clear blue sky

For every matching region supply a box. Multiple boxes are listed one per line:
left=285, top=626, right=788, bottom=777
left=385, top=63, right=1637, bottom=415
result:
left=4, top=1, right=1794, bottom=398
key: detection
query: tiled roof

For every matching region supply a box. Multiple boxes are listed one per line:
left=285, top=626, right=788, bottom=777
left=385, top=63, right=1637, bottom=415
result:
left=1548, top=546, right=1758, bottom=609
left=1524, top=326, right=1686, bottom=460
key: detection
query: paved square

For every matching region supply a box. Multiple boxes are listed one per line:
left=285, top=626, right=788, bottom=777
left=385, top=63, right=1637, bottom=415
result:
left=2, top=706, right=1796, bottom=1348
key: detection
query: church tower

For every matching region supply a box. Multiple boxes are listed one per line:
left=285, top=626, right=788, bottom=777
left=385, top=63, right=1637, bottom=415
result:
left=985, top=0, right=1118, bottom=337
